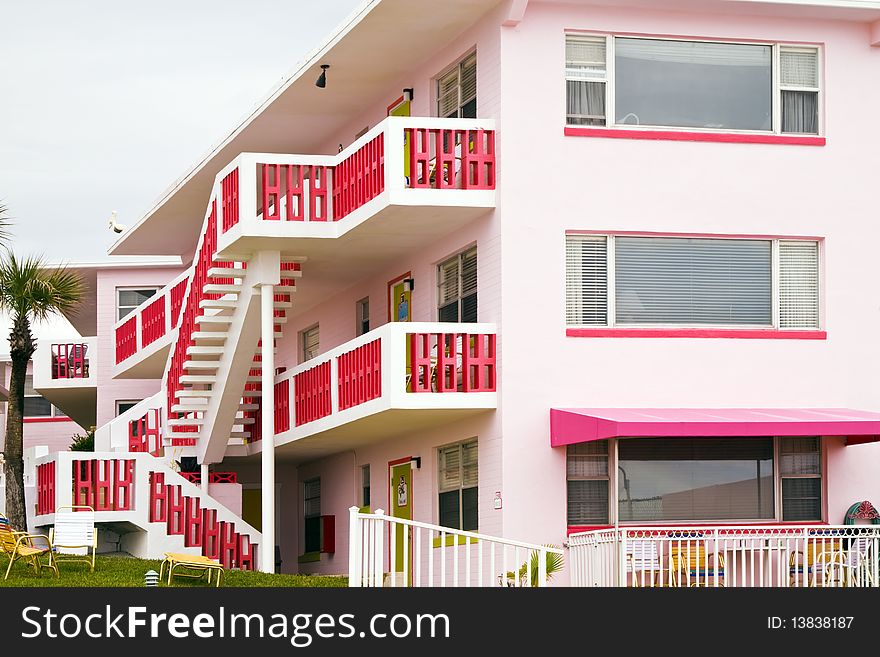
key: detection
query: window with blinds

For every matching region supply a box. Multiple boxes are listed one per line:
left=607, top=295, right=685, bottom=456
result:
left=780, top=48, right=819, bottom=135
left=780, top=437, right=822, bottom=521
left=438, top=248, right=477, bottom=323
left=438, top=440, right=478, bottom=531
left=303, top=478, right=321, bottom=553
left=566, top=35, right=607, bottom=125
left=565, top=235, right=820, bottom=330
left=24, top=374, right=53, bottom=417
left=437, top=53, right=477, bottom=119
left=567, top=441, right=609, bottom=525
left=564, top=36, right=822, bottom=135
left=356, top=298, right=370, bottom=336
left=779, top=240, right=819, bottom=329
left=301, top=325, right=320, bottom=362
left=615, top=237, right=772, bottom=326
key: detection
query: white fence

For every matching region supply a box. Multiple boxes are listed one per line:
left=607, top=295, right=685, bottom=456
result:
left=569, top=525, right=880, bottom=587
left=348, top=507, right=564, bottom=587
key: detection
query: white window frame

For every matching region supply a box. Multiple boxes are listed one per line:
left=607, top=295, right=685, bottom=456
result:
left=565, top=33, right=823, bottom=136
left=437, top=438, right=479, bottom=531
left=566, top=233, right=822, bottom=331
left=355, top=297, right=370, bottom=337
left=116, top=286, right=160, bottom=321
left=436, top=51, right=477, bottom=118
left=116, top=400, right=142, bottom=416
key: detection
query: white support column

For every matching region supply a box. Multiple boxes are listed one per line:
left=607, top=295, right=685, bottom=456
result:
left=260, top=282, right=276, bottom=573
left=200, top=463, right=210, bottom=490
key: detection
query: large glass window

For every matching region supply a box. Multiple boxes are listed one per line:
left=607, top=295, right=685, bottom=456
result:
left=565, top=35, right=819, bottom=135
left=303, top=478, right=321, bottom=554
left=438, top=440, right=478, bottom=531
left=615, top=38, right=772, bottom=131
left=565, top=235, right=820, bottom=330
left=780, top=436, right=822, bottom=521
left=24, top=375, right=53, bottom=417
left=437, top=53, right=477, bottom=119
left=617, top=438, right=774, bottom=522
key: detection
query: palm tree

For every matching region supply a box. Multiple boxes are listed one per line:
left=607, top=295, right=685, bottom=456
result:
left=0, top=252, right=83, bottom=529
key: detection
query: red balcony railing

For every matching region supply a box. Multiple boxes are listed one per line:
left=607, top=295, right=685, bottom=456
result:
left=170, top=277, right=188, bottom=328
left=72, top=459, right=135, bottom=511
left=260, top=163, right=330, bottom=223
left=408, top=127, right=495, bottom=190
left=333, top=133, right=384, bottom=221
left=221, top=167, right=239, bottom=232
left=36, top=461, right=56, bottom=515
left=140, top=295, right=167, bottom=348
left=115, top=317, right=137, bottom=364
left=337, top=338, right=382, bottom=411
left=274, top=379, right=290, bottom=434
left=294, top=361, right=332, bottom=426
left=51, top=343, right=89, bottom=379
left=410, top=332, right=496, bottom=393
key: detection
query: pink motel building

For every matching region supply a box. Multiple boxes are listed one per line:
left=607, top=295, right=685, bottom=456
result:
left=24, top=0, right=880, bottom=587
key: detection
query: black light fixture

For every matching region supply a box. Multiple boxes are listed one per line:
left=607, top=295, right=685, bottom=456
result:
left=403, top=277, right=415, bottom=292
left=403, top=87, right=414, bottom=102
left=315, top=64, right=330, bottom=88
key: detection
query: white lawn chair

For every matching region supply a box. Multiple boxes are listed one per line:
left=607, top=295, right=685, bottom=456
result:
left=49, top=505, right=97, bottom=572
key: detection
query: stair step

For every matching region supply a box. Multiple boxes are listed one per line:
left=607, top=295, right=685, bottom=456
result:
left=202, top=284, right=241, bottom=295
left=215, top=253, right=251, bottom=263
left=187, top=346, right=225, bottom=356
left=167, top=431, right=202, bottom=439
left=191, top=331, right=228, bottom=341
left=235, top=417, right=256, bottom=425
left=175, top=389, right=211, bottom=398
left=208, top=266, right=247, bottom=278
left=196, top=315, right=234, bottom=324
left=179, top=375, right=216, bottom=384
left=171, top=405, right=206, bottom=414
left=245, top=376, right=263, bottom=383
left=183, top=360, right=220, bottom=370
left=168, top=417, right=204, bottom=427
left=280, top=256, right=307, bottom=263
left=274, top=285, right=296, bottom=294
left=239, top=403, right=259, bottom=411
left=230, top=431, right=251, bottom=439
left=199, top=299, right=237, bottom=309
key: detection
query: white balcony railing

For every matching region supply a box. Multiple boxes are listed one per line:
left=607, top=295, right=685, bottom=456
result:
left=33, top=337, right=98, bottom=390
left=569, top=525, right=880, bottom=588
left=265, top=321, right=497, bottom=448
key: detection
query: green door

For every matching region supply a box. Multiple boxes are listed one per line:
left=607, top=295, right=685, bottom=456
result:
left=390, top=461, right=413, bottom=578
left=389, top=98, right=412, bottom=181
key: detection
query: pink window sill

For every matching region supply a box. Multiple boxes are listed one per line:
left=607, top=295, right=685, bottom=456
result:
left=566, top=328, right=827, bottom=340
left=564, top=126, right=826, bottom=146
left=23, top=416, right=74, bottom=424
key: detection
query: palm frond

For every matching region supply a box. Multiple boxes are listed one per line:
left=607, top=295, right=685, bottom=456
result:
left=0, top=252, right=84, bottom=322
left=0, top=204, right=13, bottom=246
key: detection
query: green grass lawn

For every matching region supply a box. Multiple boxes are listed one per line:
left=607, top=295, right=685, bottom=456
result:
left=0, top=554, right=348, bottom=588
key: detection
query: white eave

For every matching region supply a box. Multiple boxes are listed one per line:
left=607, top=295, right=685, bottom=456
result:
left=109, top=0, right=504, bottom=258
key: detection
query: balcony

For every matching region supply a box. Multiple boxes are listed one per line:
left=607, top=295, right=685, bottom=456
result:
left=569, top=525, right=880, bottom=588
left=113, top=269, right=189, bottom=379
left=32, top=338, right=98, bottom=428
left=226, top=321, right=497, bottom=460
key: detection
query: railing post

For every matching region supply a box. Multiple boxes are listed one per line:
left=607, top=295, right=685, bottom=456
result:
left=617, top=529, right=627, bottom=587
left=348, top=506, right=362, bottom=587
left=373, top=508, right=385, bottom=588
left=383, top=118, right=405, bottom=196
left=538, top=547, right=548, bottom=587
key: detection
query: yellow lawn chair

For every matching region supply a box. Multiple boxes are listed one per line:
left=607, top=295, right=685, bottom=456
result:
left=1, top=515, right=58, bottom=580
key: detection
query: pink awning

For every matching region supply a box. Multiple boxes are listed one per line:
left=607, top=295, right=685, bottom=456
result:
left=550, top=408, right=880, bottom=447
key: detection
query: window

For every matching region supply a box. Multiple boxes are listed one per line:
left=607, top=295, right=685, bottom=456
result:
left=303, top=478, right=321, bottom=554
left=618, top=438, right=774, bottom=522
left=301, top=325, right=319, bottom=362
left=567, top=442, right=610, bottom=525
left=24, top=375, right=52, bottom=417
left=438, top=440, right=478, bottom=531
left=780, top=437, right=822, bottom=521
left=116, top=400, right=141, bottom=416
left=565, top=35, right=820, bottom=135
left=361, top=465, right=371, bottom=508
left=356, top=298, right=370, bottom=336
left=437, top=53, right=476, bottom=118
left=438, top=248, right=477, bottom=323
left=117, top=287, right=159, bottom=321
left=565, top=235, right=820, bottom=329
left=565, top=437, right=824, bottom=524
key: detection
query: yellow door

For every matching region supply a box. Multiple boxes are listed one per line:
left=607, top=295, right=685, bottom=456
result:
left=389, top=460, right=413, bottom=580
left=388, top=97, right=411, bottom=181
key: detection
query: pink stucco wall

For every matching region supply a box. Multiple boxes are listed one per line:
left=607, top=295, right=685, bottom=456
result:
left=497, top=2, right=880, bottom=549
left=95, top=266, right=185, bottom=428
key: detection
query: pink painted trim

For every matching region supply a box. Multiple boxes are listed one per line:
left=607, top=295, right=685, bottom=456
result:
left=565, top=126, right=826, bottom=146
left=566, top=521, right=831, bottom=536
left=566, top=328, right=826, bottom=340
left=24, top=416, right=74, bottom=423
left=565, top=229, right=824, bottom=242
left=565, top=28, right=822, bottom=49
left=550, top=407, right=880, bottom=447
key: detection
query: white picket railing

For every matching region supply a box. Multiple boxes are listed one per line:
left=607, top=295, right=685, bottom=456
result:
left=348, top=507, right=563, bottom=588
left=569, top=525, right=880, bottom=587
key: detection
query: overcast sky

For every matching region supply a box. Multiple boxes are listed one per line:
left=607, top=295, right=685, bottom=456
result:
left=0, top=0, right=361, bottom=264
